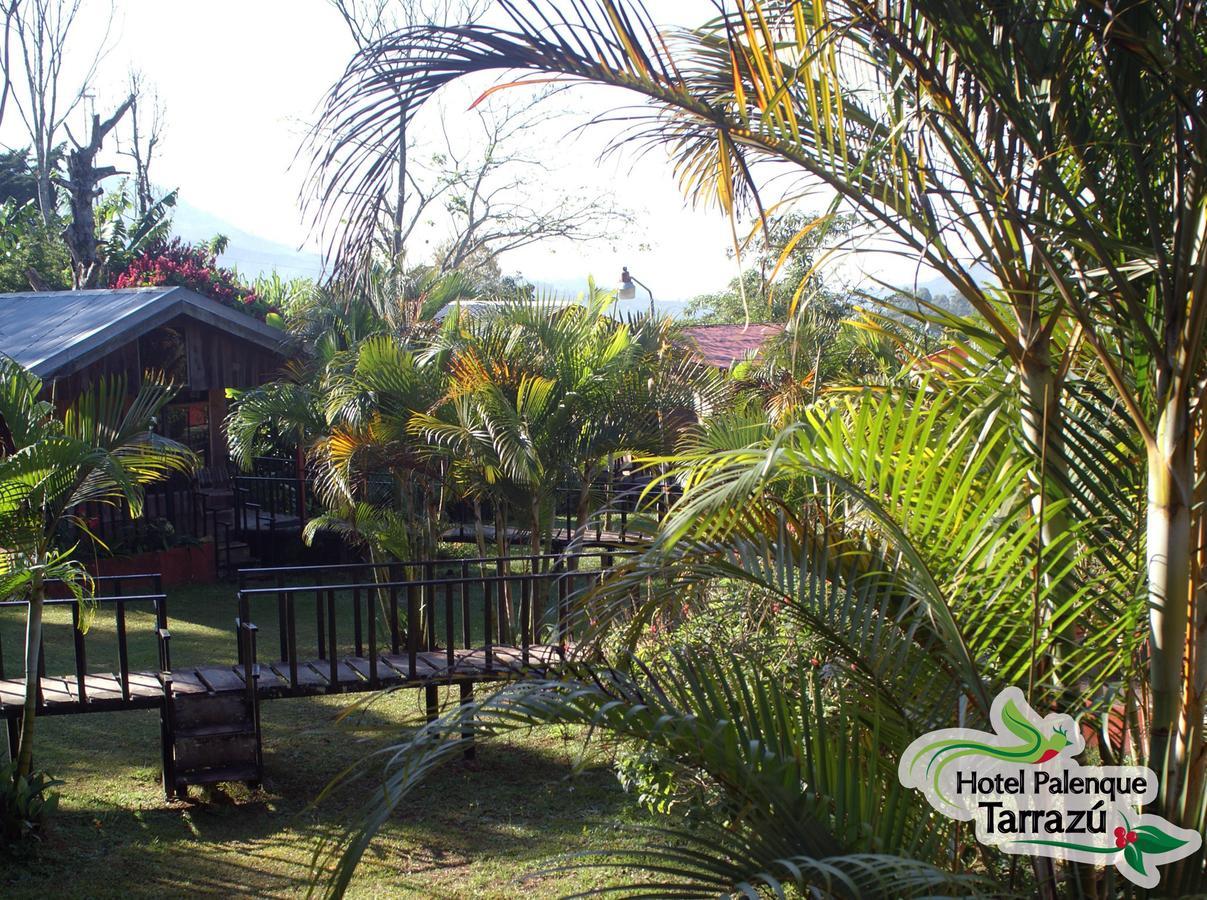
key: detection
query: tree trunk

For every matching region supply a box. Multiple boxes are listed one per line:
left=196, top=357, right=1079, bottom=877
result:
left=34, top=142, right=53, bottom=227
left=1017, top=335, right=1075, bottom=687
left=1146, top=387, right=1194, bottom=820
left=574, top=478, right=592, bottom=545
left=391, top=113, right=407, bottom=264
left=494, top=503, right=511, bottom=637
left=530, top=497, right=544, bottom=639
left=568, top=469, right=594, bottom=574
left=472, top=497, right=488, bottom=560
left=59, top=97, right=134, bottom=288
left=16, top=572, right=44, bottom=778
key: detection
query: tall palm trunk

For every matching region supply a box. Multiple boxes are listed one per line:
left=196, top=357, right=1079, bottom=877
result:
left=1147, top=386, right=1194, bottom=820
left=472, top=497, right=488, bottom=560
left=568, top=469, right=594, bottom=575
left=530, top=496, right=544, bottom=641
left=16, top=571, right=44, bottom=778
left=1017, top=333, right=1075, bottom=687
left=574, top=480, right=592, bottom=544
left=1181, top=413, right=1207, bottom=830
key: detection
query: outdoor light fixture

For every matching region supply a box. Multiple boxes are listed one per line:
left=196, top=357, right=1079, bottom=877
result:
left=618, top=266, right=654, bottom=316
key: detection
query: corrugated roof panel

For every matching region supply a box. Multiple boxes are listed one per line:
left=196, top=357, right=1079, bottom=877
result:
left=680, top=324, right=783, bottom=368
left=0, top=287, right=287, bottom=377
left=0, top=287, right=174, bottom=374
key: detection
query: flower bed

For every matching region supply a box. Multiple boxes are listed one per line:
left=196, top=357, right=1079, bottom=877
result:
left=110, top=237, right=278, bottom=321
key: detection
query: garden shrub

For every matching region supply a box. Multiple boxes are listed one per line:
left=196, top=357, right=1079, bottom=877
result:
left=612, top=578, right=815, bottom=819
left=0, top=764, right=61, bottom=848
left=111, top=237, right=278, bottom=321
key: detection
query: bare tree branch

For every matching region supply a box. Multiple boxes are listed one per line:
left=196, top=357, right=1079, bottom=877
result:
left=120, top=69, right=164, bottom=216
left=0, top=0, right=22, bottom=133
left=8, top=0, right=115, bottom=223
left=321, top=0, right=490, bottom=266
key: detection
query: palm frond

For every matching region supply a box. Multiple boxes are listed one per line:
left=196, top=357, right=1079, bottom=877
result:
left=313, top=651, right=989, bottom=898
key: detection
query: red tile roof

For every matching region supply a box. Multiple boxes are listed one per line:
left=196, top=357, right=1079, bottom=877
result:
left=680, top=324, right=784, bottom=369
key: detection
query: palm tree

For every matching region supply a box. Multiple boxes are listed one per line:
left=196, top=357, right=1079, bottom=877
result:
left=297, top=2, right=1207, bottom=894
left=311, top=0, right=1207, bottom=834
left=315, top=374, right=1145, bottom=897
left=309, top=0, right=1085, bottom=572
left=0, top=357, right=194, bottom=780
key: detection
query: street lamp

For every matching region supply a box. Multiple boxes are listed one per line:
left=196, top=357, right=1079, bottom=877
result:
left=618, top=266, right=655, bottom=317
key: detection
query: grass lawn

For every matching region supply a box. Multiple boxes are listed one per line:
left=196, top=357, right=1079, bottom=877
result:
left=0, top=579, right=649, bottom=898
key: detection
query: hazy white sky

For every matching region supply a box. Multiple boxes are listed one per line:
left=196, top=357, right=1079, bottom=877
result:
left=1, top=0, right=930, bottom=302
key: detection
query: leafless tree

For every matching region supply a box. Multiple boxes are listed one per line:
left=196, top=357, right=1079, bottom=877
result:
left=429, top=94, right=628, bottom=276
left=0, top=0, right=21, bottom=133
left=58, top=92, right=131, bottom=287
left=327, top=0, right=488, bottom=262
left=9, top=0, right=114, bottom=223
left=316, top=0, right=629, bottom=280
left=120, top=69, right=164, bottom=216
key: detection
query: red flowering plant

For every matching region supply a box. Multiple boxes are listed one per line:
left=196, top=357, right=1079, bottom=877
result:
left=110, top=237, right=278, bottom=321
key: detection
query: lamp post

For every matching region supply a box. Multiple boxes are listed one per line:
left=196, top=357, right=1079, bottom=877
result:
left=618, top=266, right=655, bottom=317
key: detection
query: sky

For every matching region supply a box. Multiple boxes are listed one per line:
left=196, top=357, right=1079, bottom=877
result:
left=0, top=0, right=939, bottom=305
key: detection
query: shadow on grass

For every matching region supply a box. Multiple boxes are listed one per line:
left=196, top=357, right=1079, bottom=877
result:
left=1, top=689, right=642, bottom=899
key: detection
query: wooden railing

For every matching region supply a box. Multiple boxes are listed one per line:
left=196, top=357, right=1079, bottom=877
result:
left=0, top=574, right=169, bottom=713
left=233, top=552, right=624, bottom=693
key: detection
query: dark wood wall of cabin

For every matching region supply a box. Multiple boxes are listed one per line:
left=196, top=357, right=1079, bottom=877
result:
left=44, top=314, right=285, bottom=465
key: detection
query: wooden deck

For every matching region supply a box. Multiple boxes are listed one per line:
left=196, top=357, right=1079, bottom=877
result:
left=1, top=560, right=609, bottom=795
left=0, top=645, right=565, bottom=719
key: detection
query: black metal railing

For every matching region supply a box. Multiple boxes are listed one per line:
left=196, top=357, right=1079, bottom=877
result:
left=71, top=473, right=204, bottom=554
left=209, top=456, right=679, bottom=577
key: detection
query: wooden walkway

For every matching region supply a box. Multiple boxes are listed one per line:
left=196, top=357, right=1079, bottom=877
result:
left=0, top=645, right=564, bottom=719
left=0, top=554, right=612, bottom=794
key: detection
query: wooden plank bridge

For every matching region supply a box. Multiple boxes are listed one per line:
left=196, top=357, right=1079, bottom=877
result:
left=0, top=553, right=620, bottom=797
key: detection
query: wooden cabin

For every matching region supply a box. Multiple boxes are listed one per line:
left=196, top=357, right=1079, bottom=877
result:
left=0, top=287, right=293, bottom=579
left=0, top=286, right=289, bottom=466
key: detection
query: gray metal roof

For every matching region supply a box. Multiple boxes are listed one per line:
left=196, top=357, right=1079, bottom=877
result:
left=0, top=286, right=289, bottom=378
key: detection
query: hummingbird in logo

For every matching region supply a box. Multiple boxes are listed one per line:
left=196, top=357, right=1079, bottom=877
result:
left=910, top=697, right=1072, bottom=805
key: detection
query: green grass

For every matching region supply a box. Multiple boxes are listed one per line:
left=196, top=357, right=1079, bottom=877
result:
left=0, top=581, right=648, bottom=898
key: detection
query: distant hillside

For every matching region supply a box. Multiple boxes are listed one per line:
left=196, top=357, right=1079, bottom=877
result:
left=171, top=200, right=324, bottom=280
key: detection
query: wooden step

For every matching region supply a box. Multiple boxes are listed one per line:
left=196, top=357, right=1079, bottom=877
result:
left=226, top=540, right=253, bottom=558
left=172, top=693, right=251, bottom=729
left=167, top=690, right=263, bottom=793
left=173, top=763, right=261, bottom=789
left=173, top=721, right=256, bottom=740
left=175, top=734, right=258, bottom=772
left=217, top=541, right=257, bottom=576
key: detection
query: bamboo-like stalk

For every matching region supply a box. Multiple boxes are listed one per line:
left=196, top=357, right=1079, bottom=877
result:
left=1146, top=390, right=1194, bottom=818
left=1179, top=409, right=1207, bottom=834
left=15, top=570, right=44, bottom=779
left=1018, top=332, right=1073, bottom=690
